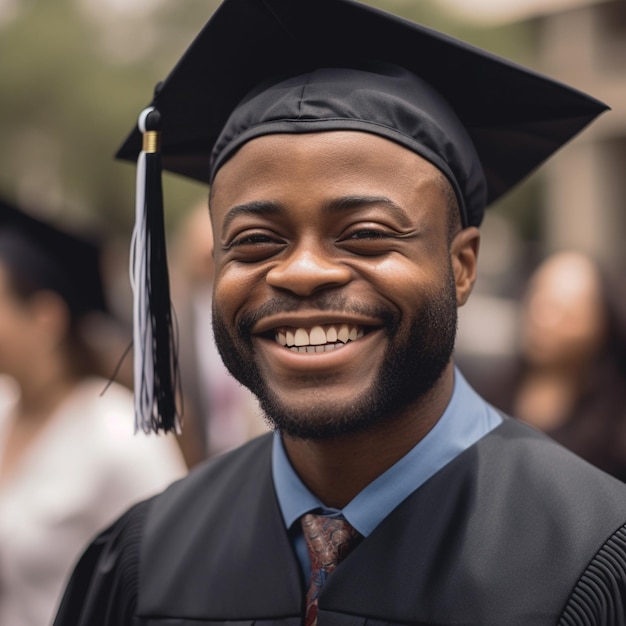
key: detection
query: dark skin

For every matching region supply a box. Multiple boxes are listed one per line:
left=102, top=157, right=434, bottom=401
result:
left=210, top=131, right=479, bottom=508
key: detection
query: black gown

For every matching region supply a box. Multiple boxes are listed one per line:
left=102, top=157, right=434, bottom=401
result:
left=54, top=418, right=626, bottom=625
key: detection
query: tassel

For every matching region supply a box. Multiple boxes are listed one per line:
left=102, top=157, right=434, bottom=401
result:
left=130, top=106, right=181, bottom=433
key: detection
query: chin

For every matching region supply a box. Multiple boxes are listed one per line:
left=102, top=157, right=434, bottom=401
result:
left=258, top=378, right=410, bottom=441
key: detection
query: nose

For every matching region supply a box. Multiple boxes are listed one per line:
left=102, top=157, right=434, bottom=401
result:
left=266, top=240, right=352, bottom=296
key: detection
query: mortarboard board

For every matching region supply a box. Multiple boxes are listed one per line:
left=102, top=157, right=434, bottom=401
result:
left=116, top=0, right=609, bottom=434
left=0, top=197, right=106, bottom=318
left=117, top=0, right=608, bottom=224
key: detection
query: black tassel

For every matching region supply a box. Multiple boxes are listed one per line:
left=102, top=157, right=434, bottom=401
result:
left=131, top=106, right=181, bottom=433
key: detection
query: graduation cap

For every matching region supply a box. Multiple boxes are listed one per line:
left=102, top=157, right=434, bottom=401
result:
left=117, top=0, right=609, bottom=434
left=0, top=197, right=106, bottom=319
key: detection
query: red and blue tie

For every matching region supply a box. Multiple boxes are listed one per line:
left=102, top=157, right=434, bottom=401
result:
left=301, top=513, right=361, bottom=626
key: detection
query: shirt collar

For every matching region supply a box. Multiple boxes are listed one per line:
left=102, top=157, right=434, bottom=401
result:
left=272, top=367, right=502, bottom=537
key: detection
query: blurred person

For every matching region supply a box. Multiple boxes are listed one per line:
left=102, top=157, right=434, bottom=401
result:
left=477, top=250, right=626, bottom=481
left=0, top=198, right=187, bottom=626
left=53, top=1, right=626, bottom=624
left=170, top=202, right=267, bottom=463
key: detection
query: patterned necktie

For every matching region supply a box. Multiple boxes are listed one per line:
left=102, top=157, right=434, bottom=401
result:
left=301, top=513, right=361, bottom=626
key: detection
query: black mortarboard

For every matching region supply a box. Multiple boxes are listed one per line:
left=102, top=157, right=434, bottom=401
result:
left=0, top=198, right=106, bottom=318
left=117, top=0, right=608, bottom=433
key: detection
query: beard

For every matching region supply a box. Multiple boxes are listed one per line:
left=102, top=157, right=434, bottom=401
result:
left=212, top=265, right=458, bottom=441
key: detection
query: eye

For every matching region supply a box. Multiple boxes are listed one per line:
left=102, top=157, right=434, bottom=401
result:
left=230, top=232, right=276, bottom=246
left=224, top=230, right=286, bottom=262
left=338, top=224, right=398, bottom=256
left=346, top=228, right=391, bottom=240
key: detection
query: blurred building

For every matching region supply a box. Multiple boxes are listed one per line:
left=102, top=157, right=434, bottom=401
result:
left=537, top=0, right=626, bottom=268
left=450, top=0, right=626, bottom=381
left=439, top=0, right=626, bottom=268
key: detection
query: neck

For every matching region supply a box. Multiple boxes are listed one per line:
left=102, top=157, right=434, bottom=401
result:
left=15, top=364, right=80, bottom=421
left=283, top=364, right=454, bottom=508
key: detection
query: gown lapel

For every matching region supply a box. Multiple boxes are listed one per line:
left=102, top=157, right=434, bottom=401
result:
left=139, top=434, right=304, bottom=623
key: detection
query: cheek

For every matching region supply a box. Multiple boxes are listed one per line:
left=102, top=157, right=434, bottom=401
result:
left=563, top=312, right=606, bottom=353
left=356, top=254, right=449, bottom=310
left=521, top=303, right=606, bottom=362
left=0, top=302, right=24, bottom=331
left=0, top=306, right=32, bottom=364
left=212, top=262, right=267, bottom=322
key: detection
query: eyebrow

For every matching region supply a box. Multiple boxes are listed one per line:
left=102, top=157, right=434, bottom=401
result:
left=221, top=200, right=285, bottom=233
left=221, top=194, right=411, bottom=233
left=326, top=196, right=411, bottom=225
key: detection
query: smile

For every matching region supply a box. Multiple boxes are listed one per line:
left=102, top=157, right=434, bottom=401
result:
left=275, top=324, right=365, bottom=353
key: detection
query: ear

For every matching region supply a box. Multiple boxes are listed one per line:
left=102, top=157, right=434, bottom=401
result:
left=450, top=227, right=480, bottom=307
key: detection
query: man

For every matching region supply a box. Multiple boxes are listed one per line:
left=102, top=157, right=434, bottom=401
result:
left=55, top=0, right=626, bottom=624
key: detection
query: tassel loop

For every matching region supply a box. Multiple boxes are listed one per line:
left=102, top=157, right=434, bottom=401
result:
left=141, top=107, right=162, bottom=153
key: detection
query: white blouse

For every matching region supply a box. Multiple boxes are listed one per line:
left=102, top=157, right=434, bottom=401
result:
left=0, top=378, right=187, bottom=626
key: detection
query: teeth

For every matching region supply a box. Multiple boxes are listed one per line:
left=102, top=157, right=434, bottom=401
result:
left=275, top=323, right=366, bottom=350
left=294, top=328, right=309, bottom=346
left=289, top=343, right=340, bottom=353
left=337, top=324, right=350, bottom=343
left=309, top=326, right=326, bottom=345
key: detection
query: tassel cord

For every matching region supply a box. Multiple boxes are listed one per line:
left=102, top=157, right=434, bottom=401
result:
left=129, top=107, right=181, bottom=433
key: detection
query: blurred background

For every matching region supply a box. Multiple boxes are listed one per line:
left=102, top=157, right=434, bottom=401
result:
left=2, top=5, right=624, bottom=622
left=0, top=0, right=624, bottom=422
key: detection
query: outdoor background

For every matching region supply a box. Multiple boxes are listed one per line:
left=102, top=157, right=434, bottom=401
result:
left=0, top=0, right=624, bottom=357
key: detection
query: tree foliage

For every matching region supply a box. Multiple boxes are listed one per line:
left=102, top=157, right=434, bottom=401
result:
left=0, top=0, right=534, bottom=236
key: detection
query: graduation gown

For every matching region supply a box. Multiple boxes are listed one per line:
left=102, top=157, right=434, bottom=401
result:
left=54, top=418, right=626, bottom=625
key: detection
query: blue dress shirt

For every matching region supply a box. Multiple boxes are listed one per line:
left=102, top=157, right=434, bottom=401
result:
left=271, top=367, right=503, bottom=577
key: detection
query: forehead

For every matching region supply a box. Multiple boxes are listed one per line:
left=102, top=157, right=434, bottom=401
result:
left=530, top=253, right=601, bottom=303
left=211, top=130, right=450, bottom=218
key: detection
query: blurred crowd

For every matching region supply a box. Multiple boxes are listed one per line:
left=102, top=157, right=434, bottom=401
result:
left=458, top=219, right=626, bottom=481
left=0, top=199, right=188, bottom=626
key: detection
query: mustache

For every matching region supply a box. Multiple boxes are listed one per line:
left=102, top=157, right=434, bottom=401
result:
left=237, top=293, right=397, bottom=336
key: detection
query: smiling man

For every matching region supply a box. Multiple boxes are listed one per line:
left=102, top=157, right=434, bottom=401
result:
left=211, top=131, right=466, bottom=444
left=54, top=1, right=626, bottom=625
